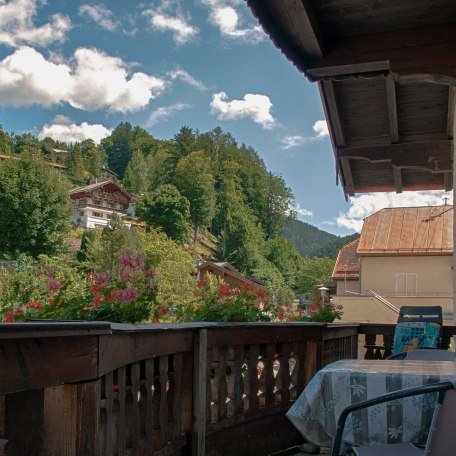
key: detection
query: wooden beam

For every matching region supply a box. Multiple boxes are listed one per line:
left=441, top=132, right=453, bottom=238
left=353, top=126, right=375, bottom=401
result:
left=308, top=61, right=390, bottom=80
left=448, top=87, right=455, bottom=140
left=306, top=22, right=456, bottom=81
left=393, top=167, right=403, bottom=193
left=444, top=172, right=453, bottom=191
left=339, top=157, right=355, bottom=196
left=321, top=80, right=345, bottom=147
left=385, top=75, right=399, bottom=143
left=395, top=74, right=456, bottom=86
left=338, top=140, right=453, bottom=172
left=281, top=0, right=323, bottom=59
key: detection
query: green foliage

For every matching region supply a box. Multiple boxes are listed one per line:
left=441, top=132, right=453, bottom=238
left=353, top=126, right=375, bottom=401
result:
left=175, top=150, right=216, bottom=241
left=100, top=122, right=157, bottom=178
left=283, top=218, right=358, bottom=258
left=136, top=184, right=190, bottom=243
left=0, top=157, right=70, bottom=257
left=297, top=257, right=335, bottom=299
left=300, top=301, right=343, bottom=322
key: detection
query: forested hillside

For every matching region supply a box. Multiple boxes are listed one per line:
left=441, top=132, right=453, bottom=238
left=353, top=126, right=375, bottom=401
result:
left=0, top=122, right=344, bottom=300
left=282, top=219, right=358, bottom=258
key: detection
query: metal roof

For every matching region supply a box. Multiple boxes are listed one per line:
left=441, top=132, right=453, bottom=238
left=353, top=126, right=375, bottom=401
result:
left=357, top=206, right=453, bottom=255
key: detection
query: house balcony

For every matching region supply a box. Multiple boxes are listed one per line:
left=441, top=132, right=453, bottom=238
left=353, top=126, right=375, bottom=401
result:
left=1, top=321, right=455, bottom=455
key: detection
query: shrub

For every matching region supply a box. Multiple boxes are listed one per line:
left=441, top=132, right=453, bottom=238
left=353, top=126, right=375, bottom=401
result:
left=185, top=275, right=271, bottom=322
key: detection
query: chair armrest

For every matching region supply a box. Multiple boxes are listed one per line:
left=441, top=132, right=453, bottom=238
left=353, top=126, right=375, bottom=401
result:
left=331, top=381, right=454, bottom=456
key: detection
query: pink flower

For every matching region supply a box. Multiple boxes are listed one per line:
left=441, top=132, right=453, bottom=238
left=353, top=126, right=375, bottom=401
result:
left=46, top=279, right=62, bottom=293
left=113, top=287, right=140, bottom=303
left=119, top=253, right=144, bottom=271
left=92, top=294, right=103, bottom=307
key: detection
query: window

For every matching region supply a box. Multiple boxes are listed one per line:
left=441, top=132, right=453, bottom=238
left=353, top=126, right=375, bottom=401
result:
left=92, top=211, right=102, bottom=218
left=79, top=211, right=84, bottom=216
left=94, top=199, right=101, bottom=206
left=396, top=273, right=418, bottom=296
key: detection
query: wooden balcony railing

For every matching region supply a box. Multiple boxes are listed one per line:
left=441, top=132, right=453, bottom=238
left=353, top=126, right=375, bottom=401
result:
left=0, top=321, right=454, bottom=455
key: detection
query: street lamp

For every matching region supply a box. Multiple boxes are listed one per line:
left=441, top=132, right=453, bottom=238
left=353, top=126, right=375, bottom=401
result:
left=318, top=286, right=329, bottom=305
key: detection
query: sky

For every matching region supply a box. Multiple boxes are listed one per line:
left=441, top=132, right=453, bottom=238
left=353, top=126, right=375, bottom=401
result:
left=0, top=0, right=452, bottom=236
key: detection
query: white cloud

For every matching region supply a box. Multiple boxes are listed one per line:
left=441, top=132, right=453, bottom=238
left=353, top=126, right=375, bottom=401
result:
left=168, top=68, right=207, bottom=91
left=38, top=115, right=112, bottom=144
left=336, top=191, right=453, bottom=233
left=210, top=91, right=276, bottom=129
left=202, top=0, right=264, bottom=43
left=290, top=202, right=313, bottom=218
left=79, top=4, right=119, bottom=32
left=313, top=120, right=329, bottom=138
left=146, top=103, right=191, bottom=127
left=142, top=5, right=198, bottom=45
left=281, top=120, right=329, bottom=149
left=0, top=46, right=166, bottom=112
left=0, top=0, right=71, bottom=47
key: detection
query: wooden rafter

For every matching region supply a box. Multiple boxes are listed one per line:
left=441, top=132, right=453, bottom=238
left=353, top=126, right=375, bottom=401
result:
left=385, top=74, right=399, bottom=143
left=280, top=0, right=323, bottom=59
left=444, top=172, right=453, bottom=191
left=448, top=87, right=455, bottom=140
left=393, top=167, right=403, bottom=193
left=308, top=61, right=390, bottom=80
left=321, top=80, right=345, bottom=147
left=338, top=140, right=453, bottom=172
left=339, top=157, right=355, bottom=197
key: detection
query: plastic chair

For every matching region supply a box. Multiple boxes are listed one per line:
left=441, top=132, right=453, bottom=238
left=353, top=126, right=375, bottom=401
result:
left=331, top=381, right=456, bottom=456
left=389, top=306, right=443, bottom=358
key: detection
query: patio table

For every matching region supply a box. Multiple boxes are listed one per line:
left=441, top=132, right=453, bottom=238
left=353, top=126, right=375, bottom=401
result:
left=286, top=359, right=456, bottom=448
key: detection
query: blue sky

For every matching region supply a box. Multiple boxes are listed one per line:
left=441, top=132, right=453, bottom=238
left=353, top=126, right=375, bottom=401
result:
left=0, top=0, right=451, bottom=236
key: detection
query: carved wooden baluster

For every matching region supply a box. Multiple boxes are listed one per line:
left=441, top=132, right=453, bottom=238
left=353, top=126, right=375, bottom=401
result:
left=206, top=347, right=213, bottom=424
left=289, top=352, right=298, bottom=401
left=383, top=334, right=394, bottom=359
left=144, top=359, right=154, bottom=456
left=159, top=356, right=169, bottom=448
left=131, top=362, right=140, bottom=456
left=172, top=353, right=183, bottom=439
left=278, top=343, right=291, bottom=405
left=263, top=344, right=275, bottom=407
left=117, top=366, right=127, bottom=456
left=226, top=346, right=235, bottom=417
left=248, top=344, right=260, bottom=413
left=233, top=346, right=245, bottom=416
left=105, top=372, right=114, bottom=456
left=217, top=346, right=228, bottom=420
left=210, top=347, right=220, bottom=423
left=295, top=341, right=307, bottom=394
left=364, top=334, right=377, bottom=359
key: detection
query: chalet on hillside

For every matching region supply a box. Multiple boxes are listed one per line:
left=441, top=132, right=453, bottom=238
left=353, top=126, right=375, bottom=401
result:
left=70, top=180, right=135, bottom=228
left=0, top=153, right=67, bottom=174
left=333, top=205, right=453, bottom=322
left=198, top=261, right=267, bottom=294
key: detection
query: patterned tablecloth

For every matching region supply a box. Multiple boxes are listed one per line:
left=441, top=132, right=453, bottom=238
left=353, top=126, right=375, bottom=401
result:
left=286, top=360, right=456, bottom=448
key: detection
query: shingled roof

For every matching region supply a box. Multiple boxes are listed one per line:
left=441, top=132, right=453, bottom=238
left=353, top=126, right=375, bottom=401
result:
left=358, top=205, right=453, bottom=255
left=332, top=239, right=360, bottom=280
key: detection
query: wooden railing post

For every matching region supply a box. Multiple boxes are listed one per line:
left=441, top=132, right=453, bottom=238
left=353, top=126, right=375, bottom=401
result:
left=192, top=328, right=208, bottom=456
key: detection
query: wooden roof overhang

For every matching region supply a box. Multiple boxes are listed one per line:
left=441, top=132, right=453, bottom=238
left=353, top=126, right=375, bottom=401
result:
left=246, top=0, right=456, bottom=198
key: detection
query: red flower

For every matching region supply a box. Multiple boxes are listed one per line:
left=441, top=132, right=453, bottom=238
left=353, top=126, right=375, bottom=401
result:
left=277, top=310, right=284, bottom=321
left=157, top=305, right=167, bottom=316
left=152, top=316, right=159, bottom=323
left=256, top=288, right=268, bottom=300
left=26, top=301, right=42, bottom=312
left=197, top=278, right=206, bottom=288
left=217, top=283, right=232, bottom=298
left=92, top=294, right=103, bottom=307
left=3, top=309, right=24, bottom=322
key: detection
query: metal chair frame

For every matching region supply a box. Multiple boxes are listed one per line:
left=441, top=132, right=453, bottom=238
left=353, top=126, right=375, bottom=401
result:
left=331, top=381, right=454, bottom=456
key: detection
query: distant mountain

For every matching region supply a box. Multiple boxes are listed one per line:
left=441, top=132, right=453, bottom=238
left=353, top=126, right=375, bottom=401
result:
left=282, top=219, right=358, bottom=258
